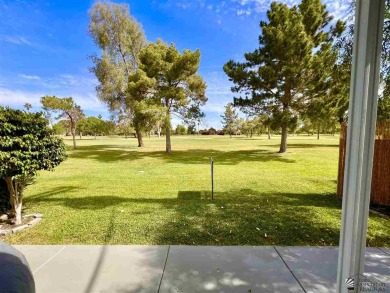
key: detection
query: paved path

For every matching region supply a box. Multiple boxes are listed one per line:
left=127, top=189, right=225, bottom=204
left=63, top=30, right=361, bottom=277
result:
left=13, top=245, right=390, bottom=293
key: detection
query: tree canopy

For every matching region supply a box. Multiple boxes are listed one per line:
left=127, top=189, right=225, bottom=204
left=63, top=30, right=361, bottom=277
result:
left=77, top=116, right=113, bottom=138
left=127, top=70, right=164, bottom=146
left=332, top=0, right=390, bottom=121
left=24, top=103, right=32, bottom=112
left=220, top=103, right=238, bottom=138
left=224, top=0, right=344, bottom=152
left=375, top=0, right=390, bottom=120
left=41, top=96, right=84, bottom=149
left=137, top=40, right=207, bottom=153
left=89, top=1, right=147, bottom=147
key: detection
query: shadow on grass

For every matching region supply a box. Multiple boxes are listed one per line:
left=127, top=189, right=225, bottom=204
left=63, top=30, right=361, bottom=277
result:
left=84, top=207, right=116, bottom=293
left=24, top=186, right=81, bottom=202
left=83, top=207, right=169, bottom=293
left=255, top=143, right=339, bottom=149
left=69, top=147, right=296, bottom=165
left=26, top=187, right=347, bottom=246
left=26, top=186, right=390, bottom=246
left=285, top=144, right=339, bottom=148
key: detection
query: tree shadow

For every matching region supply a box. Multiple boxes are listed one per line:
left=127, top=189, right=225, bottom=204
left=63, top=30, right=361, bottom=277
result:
left=81, top=207, right=169, bottom=293
left=286, top=144, right=339, bottom=148
left=255, top=143, right=339, bottom=149
left=25, top=186, right=390, bottom=246
left=84, top=207, right=116, bottom=293
left=25, top=187, right=345, bottom=245
left=152, top=190, right=345, bottom=246
left=177, top=191, right=207, bottom=200
left=26, top=186, right=80, bottom=201
left=69, top=147, right=296, bottom=165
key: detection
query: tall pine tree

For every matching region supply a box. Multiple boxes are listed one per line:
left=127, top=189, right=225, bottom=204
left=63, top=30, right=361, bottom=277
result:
left=224, top=0, right=344, bottom=153
left=138, top=40, right=207, bottom=153
left=220, top=103, right=238, bottom=138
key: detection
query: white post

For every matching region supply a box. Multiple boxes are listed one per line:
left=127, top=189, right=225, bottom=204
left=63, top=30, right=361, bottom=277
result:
left=336, top=1, right=385, bottom=292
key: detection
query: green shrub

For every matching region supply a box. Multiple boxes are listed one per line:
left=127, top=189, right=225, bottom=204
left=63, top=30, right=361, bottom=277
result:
left=0, top=106, right=67, bottom=224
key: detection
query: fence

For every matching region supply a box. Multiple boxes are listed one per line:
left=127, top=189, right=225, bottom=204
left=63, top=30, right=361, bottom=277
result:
left=337, top=121, right=390, bottom=206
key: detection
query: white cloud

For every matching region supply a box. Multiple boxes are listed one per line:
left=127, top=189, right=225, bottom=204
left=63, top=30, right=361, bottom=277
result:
left=0, top=87, right=44, bottom=108
left=203, top=71, right=235, bottom=111
left=202, top=101, right=227, bottom=113
left=19, top=74, right=41, bottom=80
left=75, top=94, right=106, bottom=112
left=56, top=74, right=79, bottom=87
left=204, top=71, right=234, bottom=93
left=323, top=0, right=351, bottom=22
left=177, top=3, right=190, bottom=9
left=237, top=8, right=251, bottom=15
left=0, top=72, right=106, bottom=114
left=0, top=86, right=106, bottom=112
left=163, top=0, right=351, bottom=22
left=231, top=0, right=352, bottom=20
left=1, top=35, right=32, bottom=46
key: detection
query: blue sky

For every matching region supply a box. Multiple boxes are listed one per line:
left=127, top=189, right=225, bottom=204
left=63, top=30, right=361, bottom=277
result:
left=0, top=0, right=350, bottom=128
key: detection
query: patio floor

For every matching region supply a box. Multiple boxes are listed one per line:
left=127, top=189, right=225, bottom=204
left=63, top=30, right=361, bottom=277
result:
left=13, top=245, right=390, bottom=293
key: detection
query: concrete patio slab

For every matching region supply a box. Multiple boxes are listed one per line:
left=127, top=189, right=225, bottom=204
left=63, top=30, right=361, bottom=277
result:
left=159, top=246, right=304, bottom=293
left=275, top=246, right=390, bottom=293
left=380, top=248, right=390, bottom=256
left=29, top=245, right=168, bottom=293
left=13, top=245, right=66, bottom=272
left=7, top=244, right=389, bottom=293
left=365, top=248, right=390, bottom=286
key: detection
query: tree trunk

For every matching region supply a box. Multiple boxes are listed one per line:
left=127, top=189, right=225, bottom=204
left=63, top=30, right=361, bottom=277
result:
left=165, top=111, right=172, bottom=153
left=317, top=126, right=320, bottom=140
left=79, top=132, right=82, bottom=140
left=95, top=134, right=97, bottom=140
left=267, top=127, right=271, bottom=139
left=279, top=125, right=288, bottom=153
left=250, top=130, right=253, bottom=138
left=72, top=133, right=76, bottom=149
left=157, top=127, right=161, bottom=138
left=71, top=120, right=76, bottom=149
left=166, top=124, right=172, bottom=153
left=5, top=177, right=23, bottom=225
left=15, top=201, right=22, bottom=224
left=136, top=129, right=144, bottom=147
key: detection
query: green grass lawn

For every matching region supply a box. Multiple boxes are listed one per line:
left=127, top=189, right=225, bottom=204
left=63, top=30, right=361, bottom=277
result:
left=3, top=135, right=390, bottom=246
